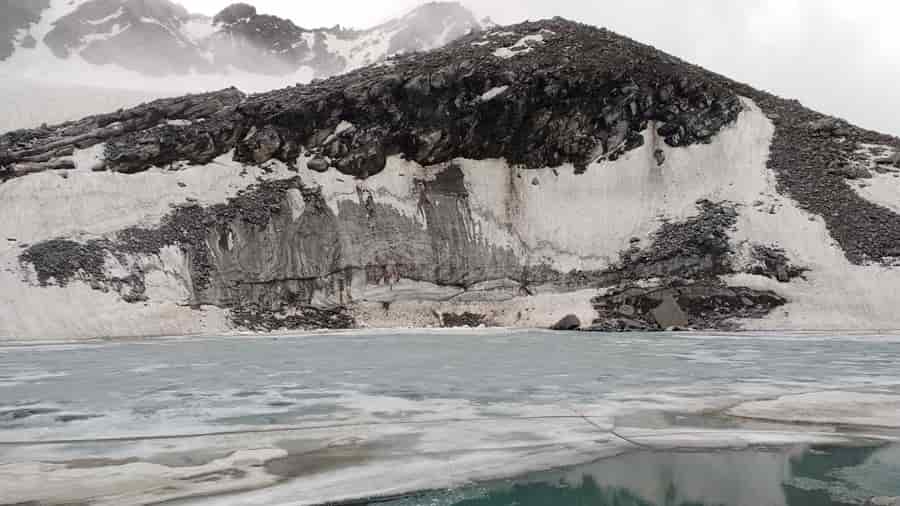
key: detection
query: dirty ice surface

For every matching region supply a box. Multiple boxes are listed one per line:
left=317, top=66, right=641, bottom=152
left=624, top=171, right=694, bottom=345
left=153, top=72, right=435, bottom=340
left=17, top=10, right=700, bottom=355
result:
left=0, top=330, right=898, bottom=505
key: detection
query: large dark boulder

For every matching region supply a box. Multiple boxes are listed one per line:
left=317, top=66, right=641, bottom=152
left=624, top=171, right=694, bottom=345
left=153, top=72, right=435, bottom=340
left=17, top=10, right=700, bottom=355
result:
left=551, top=314, right=582, bottom=331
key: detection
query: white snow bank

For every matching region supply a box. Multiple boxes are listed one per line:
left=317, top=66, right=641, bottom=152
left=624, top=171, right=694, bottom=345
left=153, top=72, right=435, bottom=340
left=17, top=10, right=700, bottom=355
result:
left=0, top=154, right=301, bottom=340
left=0, top=152, right=295, bottom=250
left=843, top=143, right=900, bottom=213
left=726, top=133, right=900, bottom=331
left=849, top=171, right=900, bottom=214
left=0, top=263, right=229, bottom=340
left=67, top=143, right=106, bottom=171
left=728, top=391, right=900, bottom=428
left=459, top=98, right=775, bottom=273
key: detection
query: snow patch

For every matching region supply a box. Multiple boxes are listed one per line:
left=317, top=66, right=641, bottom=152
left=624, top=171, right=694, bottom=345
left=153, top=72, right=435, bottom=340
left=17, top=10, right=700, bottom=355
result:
left=76, top=23, right=131, bottom=51
left=84, top=6, right=123, bottom=25
left=70, top=143, right=106, bottom=172
left=479, top=85, right=509, bottom=101
left=492, top=31, right=552, bottom=59
left=324, top=30, right=392, bottom=71
left=0, top=152, right=299, bottom=249
left=849, top=171, right=900, bottom=214
left=726, top=131, right=900, bottom=330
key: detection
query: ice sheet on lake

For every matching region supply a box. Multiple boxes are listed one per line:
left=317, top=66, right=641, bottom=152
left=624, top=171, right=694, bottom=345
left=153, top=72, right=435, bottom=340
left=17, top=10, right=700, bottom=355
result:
left=728, top=391, right=900, bottom=428
left=0, top=330, right=898, bottom=505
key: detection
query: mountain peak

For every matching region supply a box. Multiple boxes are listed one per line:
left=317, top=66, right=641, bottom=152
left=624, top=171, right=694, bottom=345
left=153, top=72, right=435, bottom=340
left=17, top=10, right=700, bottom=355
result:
left=1, top=0, right=485, bottom=83
left=403, top=1, right=475, bottom=17
left=212, top=3, right=257, bottom=25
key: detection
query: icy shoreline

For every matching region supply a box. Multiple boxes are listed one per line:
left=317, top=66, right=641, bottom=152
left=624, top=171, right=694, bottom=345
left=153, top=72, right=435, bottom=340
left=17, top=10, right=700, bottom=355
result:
left=6, top=327, right=900, bottom=346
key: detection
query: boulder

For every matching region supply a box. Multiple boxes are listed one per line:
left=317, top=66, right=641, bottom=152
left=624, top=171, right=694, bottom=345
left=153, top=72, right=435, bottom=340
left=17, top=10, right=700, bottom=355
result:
left=654, top=149, right=666, bottom=166
left=551, top=314, right=581, bottom=331
left=808, top=117, right=848, bottom=135
left=236, top=125, right=282, bottom=165
left=307, top=156, right=330, bottom=172
left=651, top=294, right=689, bottom=329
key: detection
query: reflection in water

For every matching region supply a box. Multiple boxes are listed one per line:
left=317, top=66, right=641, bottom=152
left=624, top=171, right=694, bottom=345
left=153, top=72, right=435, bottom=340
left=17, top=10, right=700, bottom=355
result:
left=388, top=446, right=899, bottom=506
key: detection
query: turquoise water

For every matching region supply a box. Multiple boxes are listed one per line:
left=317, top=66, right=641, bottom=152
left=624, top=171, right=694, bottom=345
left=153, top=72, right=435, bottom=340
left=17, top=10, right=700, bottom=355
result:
left=385, top=445, right=900, bottom=506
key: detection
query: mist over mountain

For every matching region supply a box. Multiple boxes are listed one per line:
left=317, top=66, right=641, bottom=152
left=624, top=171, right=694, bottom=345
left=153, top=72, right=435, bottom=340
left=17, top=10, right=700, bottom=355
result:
left=1, top=0, right=483, bottom=81
left=0, top=0, right=485, bottom=131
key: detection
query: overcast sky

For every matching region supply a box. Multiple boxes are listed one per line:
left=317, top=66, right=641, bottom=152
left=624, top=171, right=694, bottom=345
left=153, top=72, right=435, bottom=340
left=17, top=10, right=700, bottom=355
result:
left=185, top=0, right=899, bottom=135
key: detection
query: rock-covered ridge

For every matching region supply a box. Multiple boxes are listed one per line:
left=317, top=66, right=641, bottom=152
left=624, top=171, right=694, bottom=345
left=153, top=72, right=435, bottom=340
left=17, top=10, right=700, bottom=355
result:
left=239, top=19, right=744, bottom=175
left=2, top=19, right=744, bottom=177
left=0, top=88, right=246, bottom=178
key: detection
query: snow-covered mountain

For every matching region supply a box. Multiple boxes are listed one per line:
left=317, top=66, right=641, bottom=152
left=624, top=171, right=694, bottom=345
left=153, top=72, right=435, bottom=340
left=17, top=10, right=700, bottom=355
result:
left=2, top=18, right=900, bottom=339
left=1, top=0, right=483, bottom=82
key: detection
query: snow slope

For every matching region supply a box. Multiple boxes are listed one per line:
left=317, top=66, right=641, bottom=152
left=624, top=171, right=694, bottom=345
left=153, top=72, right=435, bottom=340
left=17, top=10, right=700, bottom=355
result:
left=0, top=154, right=300, bottom=339
left=3, top=97, right=899, bottom=339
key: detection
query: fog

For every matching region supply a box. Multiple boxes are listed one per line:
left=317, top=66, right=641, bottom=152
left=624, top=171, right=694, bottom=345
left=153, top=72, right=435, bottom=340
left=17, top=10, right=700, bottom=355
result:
left=187, top=0, right=900, bottom=136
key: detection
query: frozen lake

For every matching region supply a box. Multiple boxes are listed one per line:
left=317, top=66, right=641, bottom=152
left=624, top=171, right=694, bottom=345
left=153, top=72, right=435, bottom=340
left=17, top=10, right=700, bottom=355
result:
left=1, top=330, right=899, bottom=505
